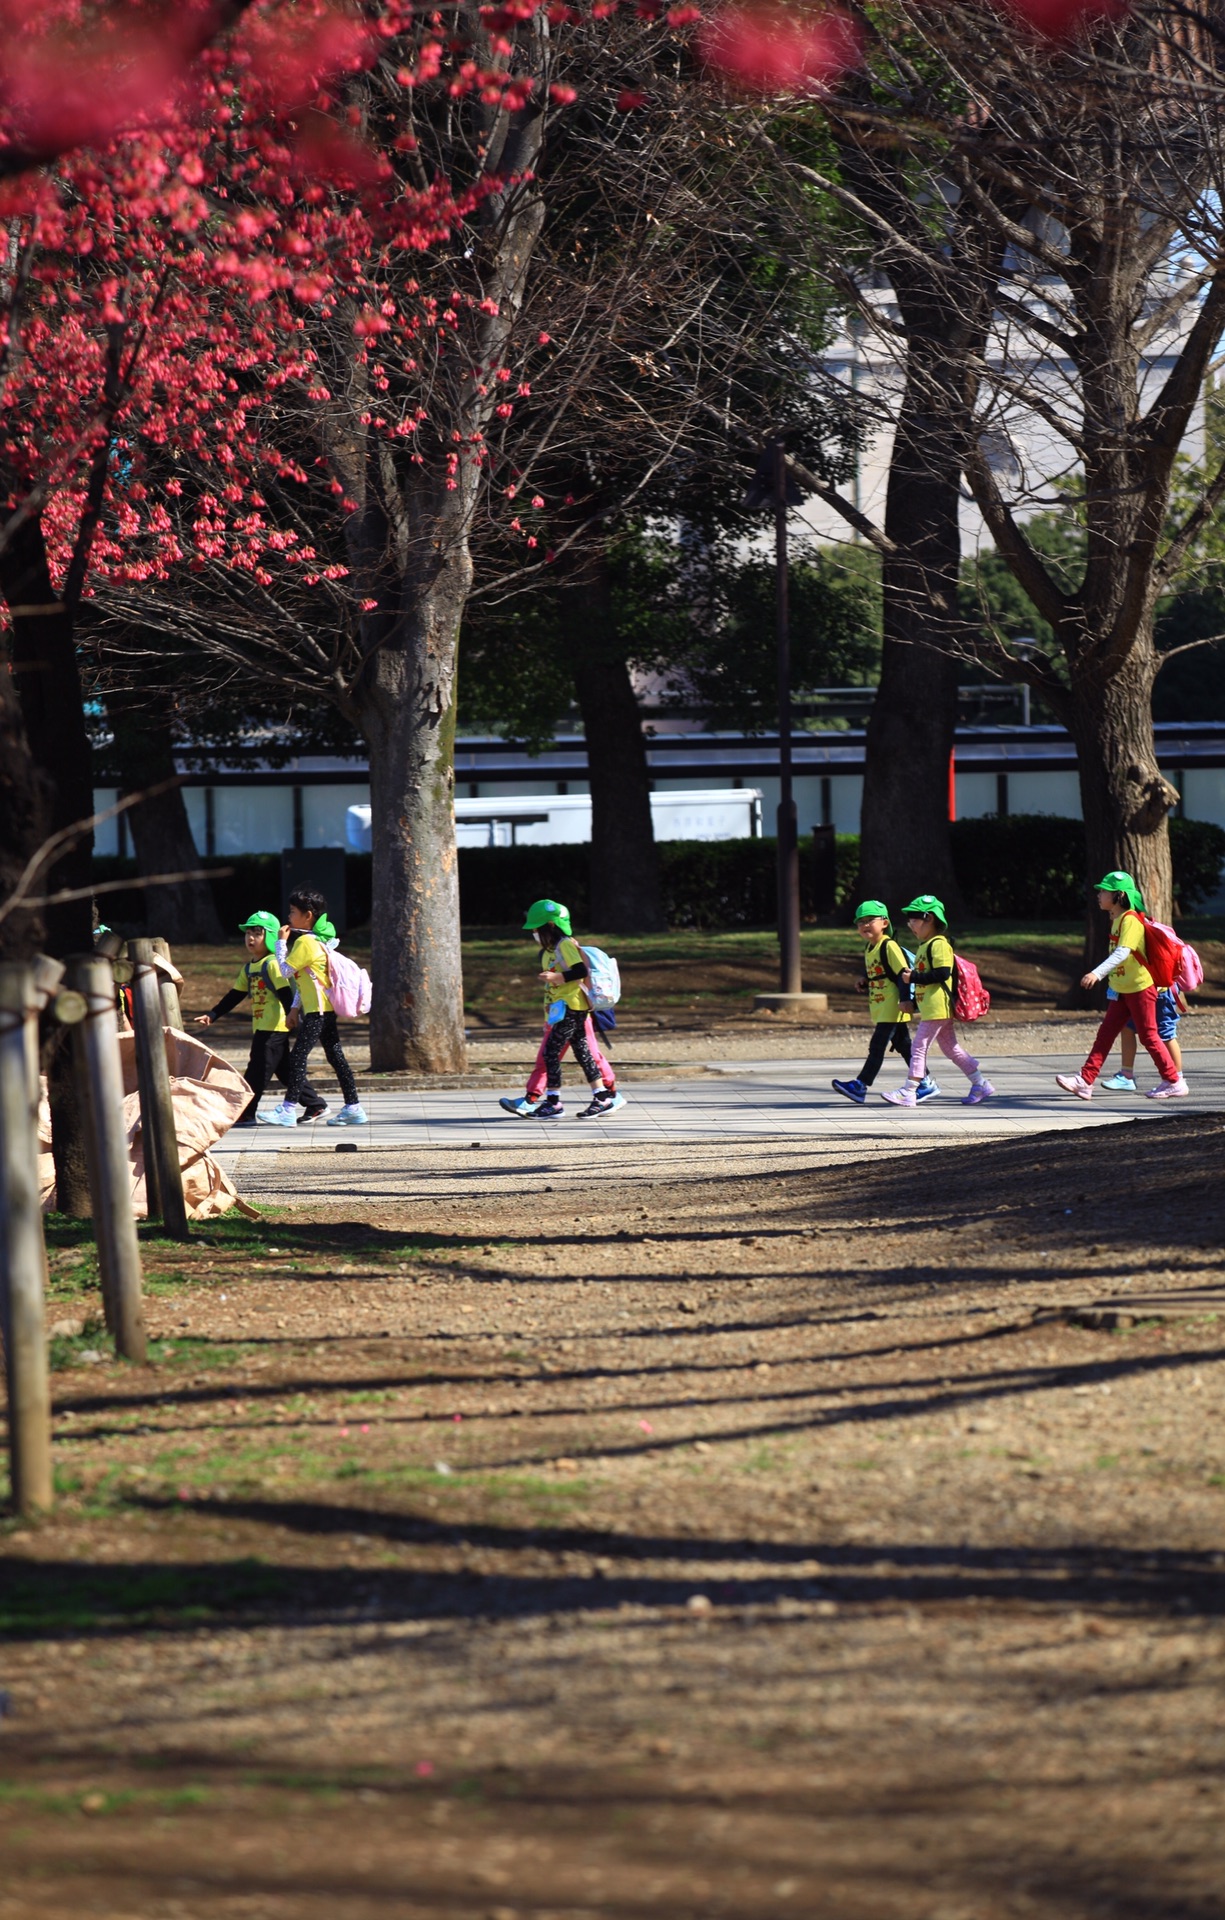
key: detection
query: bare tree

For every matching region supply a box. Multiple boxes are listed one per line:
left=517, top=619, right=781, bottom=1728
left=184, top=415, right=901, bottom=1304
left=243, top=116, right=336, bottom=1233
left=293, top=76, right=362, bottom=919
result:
left=749, top=0, right=1225, bottom=939
left=89, top=23, right=860, bottom=999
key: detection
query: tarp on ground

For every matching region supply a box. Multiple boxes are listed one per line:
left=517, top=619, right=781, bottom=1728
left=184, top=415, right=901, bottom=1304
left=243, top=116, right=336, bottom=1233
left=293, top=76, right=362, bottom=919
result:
left=39, top=1028, right=250, bottom=1219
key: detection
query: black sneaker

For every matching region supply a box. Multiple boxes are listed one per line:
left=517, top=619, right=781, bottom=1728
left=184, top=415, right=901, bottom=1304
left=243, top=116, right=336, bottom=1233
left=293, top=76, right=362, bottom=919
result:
left=299, top=1103, right=333, bottom=1123
left=535, top=1097, right=564, bottom=1119
left=577, top=1090, right=626, bottom=1118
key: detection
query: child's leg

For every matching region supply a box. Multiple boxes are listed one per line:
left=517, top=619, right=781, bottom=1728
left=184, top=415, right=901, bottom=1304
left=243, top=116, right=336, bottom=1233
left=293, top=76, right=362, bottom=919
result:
left=1168, top=1033, right=1182, bottom=1073
left=891, top=1024, right=913, bottom=1069
left=935, top=1021, right=979, bottom=1081
left=283, top=1012, right=324, bottom=1105
left=320, top=1012, right=360, bottom=1107
left=1122, top=989, right=1179, bottom=1082
left=526, top=1028, right=552, bottom=1103
left=904, top=1020, right=939, bottom=1084
left=1120, top=1022, right=1138, bottom=1075
left=239, top=1029, right=270, bottom=1122
left=1081, top=997, right=1131, bottom=1086
left=542, top=1013, right=572, bottom=1092
left=585, top=1017, right=617, bottom=1092
left=858, top=1023, right=892, bottom=1086
left=274, top=1034, right=323, bottom=1112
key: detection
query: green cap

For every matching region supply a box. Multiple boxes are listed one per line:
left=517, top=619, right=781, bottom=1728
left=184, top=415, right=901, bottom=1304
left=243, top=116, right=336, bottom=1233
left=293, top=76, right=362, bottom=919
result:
left=1094, top=871, right=1144, bottom=912
left=315, top=913, right=337, bottom=942
left=240, top=910, right=281, bottom=953
left=523, top=898, right=572, bottom=937
left=902, top=894, right=948, bottom=925
left=852, top=899, right=890, bottom=925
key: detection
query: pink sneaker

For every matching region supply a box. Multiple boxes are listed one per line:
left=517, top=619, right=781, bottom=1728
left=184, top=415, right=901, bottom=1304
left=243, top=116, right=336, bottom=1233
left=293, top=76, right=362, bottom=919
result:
left=880, top=1086, right=917, bottom=1108
left=1147, top=1076, right=1188, bottom=1099
left=1055, top=1073, right=1092, bottom=1100
left=962, top=1079, right=995, bottom=1105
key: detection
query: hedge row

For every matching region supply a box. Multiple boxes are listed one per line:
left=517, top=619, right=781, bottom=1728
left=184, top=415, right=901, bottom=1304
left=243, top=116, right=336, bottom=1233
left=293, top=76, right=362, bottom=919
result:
left=88, top=812, right=1225, bottom=936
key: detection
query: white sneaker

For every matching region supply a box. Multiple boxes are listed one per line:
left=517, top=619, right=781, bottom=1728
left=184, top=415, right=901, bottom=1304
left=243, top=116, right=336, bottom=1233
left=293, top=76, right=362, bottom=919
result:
left=1147, top=1076, right=1188, bottom=1099
left=1055, top=1073, right=1092, bottom=1100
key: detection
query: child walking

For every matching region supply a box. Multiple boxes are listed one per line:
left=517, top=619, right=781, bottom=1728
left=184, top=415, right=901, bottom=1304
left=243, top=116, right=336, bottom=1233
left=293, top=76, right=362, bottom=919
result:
left=503, top=898, right=625, bottom=1121
left=194, top=910, right=325, bottom=1125
left=832, top=899, right=939, bottom=1104
left=262, top=888, right=369, bottom=1128
left=881, top=895, right=995, bottom=1108
left=1056, top=872, right=1187, bottom=1100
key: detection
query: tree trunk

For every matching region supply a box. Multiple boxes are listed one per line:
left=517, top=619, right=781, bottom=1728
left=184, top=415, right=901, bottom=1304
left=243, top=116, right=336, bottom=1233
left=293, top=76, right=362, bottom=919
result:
left=0, top=673, right=48, bottom=962
left=0, top=516, right=94, bottom=957
left=0, top=513, right=93, bottom=1212
left=105, top=684, right=224, bottom=944
left=556, top=542, right=665, bottom=934
left=1067, top=636, right=1175, bottom=974
left=858, top=328, right=964, bottom=911
left=355, top=556, right=470, bottom=1075
left=570, top=647, right=666, bottom=932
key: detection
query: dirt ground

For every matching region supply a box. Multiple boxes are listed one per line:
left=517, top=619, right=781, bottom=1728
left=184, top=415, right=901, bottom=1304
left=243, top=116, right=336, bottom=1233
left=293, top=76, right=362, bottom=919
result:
left=2, top=1115, right=1224, bottom=1917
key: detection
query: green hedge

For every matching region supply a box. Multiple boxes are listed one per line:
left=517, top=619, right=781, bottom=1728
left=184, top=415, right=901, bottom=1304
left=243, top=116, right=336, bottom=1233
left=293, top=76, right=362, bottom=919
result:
left=947, top=814, right=1225, bottom=917
left=88, top=812, right=1225, bottom=937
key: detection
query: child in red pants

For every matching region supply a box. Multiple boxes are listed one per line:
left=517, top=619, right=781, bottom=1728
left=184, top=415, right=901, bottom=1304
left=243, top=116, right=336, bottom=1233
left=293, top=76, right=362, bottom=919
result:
left=1056, top=871, right=1187, bottom=1100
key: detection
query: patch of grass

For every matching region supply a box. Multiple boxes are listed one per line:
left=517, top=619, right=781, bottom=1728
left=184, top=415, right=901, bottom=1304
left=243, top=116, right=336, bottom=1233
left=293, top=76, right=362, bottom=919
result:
left=48, top=1321, right=109, bottom=1372
left=146, top=1336, right=253, bottom=1371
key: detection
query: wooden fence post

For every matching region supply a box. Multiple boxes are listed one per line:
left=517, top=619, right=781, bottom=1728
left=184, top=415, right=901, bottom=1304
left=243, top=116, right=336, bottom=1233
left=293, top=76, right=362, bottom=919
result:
left=64, top=955, right=146, bottom=1363
left=0, top=963, right=53, bottom=1515
left=150, top=939, right=184, bottom=1030
left=127, top=939, right=189, bottom=1241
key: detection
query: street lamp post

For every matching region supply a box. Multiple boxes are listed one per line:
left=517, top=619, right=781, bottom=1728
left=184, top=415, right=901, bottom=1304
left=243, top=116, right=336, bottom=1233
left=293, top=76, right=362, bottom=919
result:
left=745, top=433, right=804, bottom=994
left=773, top=439, right=802, bottom=993
left=1014, top=635, right=1036, bottom=727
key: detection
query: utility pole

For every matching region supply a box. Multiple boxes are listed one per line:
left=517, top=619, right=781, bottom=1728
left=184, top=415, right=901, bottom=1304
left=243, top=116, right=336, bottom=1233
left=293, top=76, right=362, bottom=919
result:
left=774, top=437, right=801, bottom=994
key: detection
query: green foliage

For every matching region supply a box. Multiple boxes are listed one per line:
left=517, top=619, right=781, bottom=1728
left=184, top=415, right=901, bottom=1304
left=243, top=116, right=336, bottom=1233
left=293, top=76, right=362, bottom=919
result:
left=944, top=814, right=1225, bottom=917
left=672, top=548, right=880, bottom=731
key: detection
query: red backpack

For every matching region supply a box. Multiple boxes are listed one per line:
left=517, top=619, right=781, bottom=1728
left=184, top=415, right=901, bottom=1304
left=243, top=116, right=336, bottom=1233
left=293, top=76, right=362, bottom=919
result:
left=952, top=955, right=991, bottom=1021
left=1133, top=914, right=1199, bottom=992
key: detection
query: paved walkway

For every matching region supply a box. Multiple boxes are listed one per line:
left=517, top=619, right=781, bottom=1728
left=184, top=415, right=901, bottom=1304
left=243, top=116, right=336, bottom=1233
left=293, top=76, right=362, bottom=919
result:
left=212, top=1049, right=1225, bottom=1164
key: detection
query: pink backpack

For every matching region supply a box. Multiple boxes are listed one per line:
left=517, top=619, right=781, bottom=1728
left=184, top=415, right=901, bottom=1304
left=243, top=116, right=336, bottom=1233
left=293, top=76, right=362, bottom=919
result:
left=326, top=947, right=373, bottom=1018
left=952, top=955, right=991, bottom=1021
left=1138, top=916, right=1203, bottom=992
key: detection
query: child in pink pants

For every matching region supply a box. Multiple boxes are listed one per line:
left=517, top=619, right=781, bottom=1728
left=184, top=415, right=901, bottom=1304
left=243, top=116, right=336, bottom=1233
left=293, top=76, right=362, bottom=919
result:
left=525, top=1017, right=616, bottom=1104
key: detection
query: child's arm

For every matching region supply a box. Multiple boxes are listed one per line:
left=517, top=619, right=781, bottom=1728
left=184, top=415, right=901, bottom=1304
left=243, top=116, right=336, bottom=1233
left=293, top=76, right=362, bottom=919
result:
left=195, top=988, right=245, bottom=1027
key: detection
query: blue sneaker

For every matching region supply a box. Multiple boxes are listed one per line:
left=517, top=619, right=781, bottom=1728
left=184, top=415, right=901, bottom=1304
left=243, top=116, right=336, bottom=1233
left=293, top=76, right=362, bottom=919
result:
left=500, top=1095, right=543, bottom=1116
left=915, top=1077, right=941, bottom=1102
left=1103, top=1072, right=1137, bottom=1092
left=326, top=1104, right=368, bottom=1127
left=832, top=1078, right=867, bottom=1104
left=260, top=1104, right=298, bottom=1128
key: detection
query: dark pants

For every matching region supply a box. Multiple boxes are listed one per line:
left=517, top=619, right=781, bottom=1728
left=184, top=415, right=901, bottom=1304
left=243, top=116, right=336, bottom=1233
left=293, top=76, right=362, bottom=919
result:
left=859, top=1021, right=912, bottom=1087
left=543, top=1008, right=602, bottom=1089
left=285, top=1011, right=359, bottom=1108
left=239, top=1030, right=322, bottom=1123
